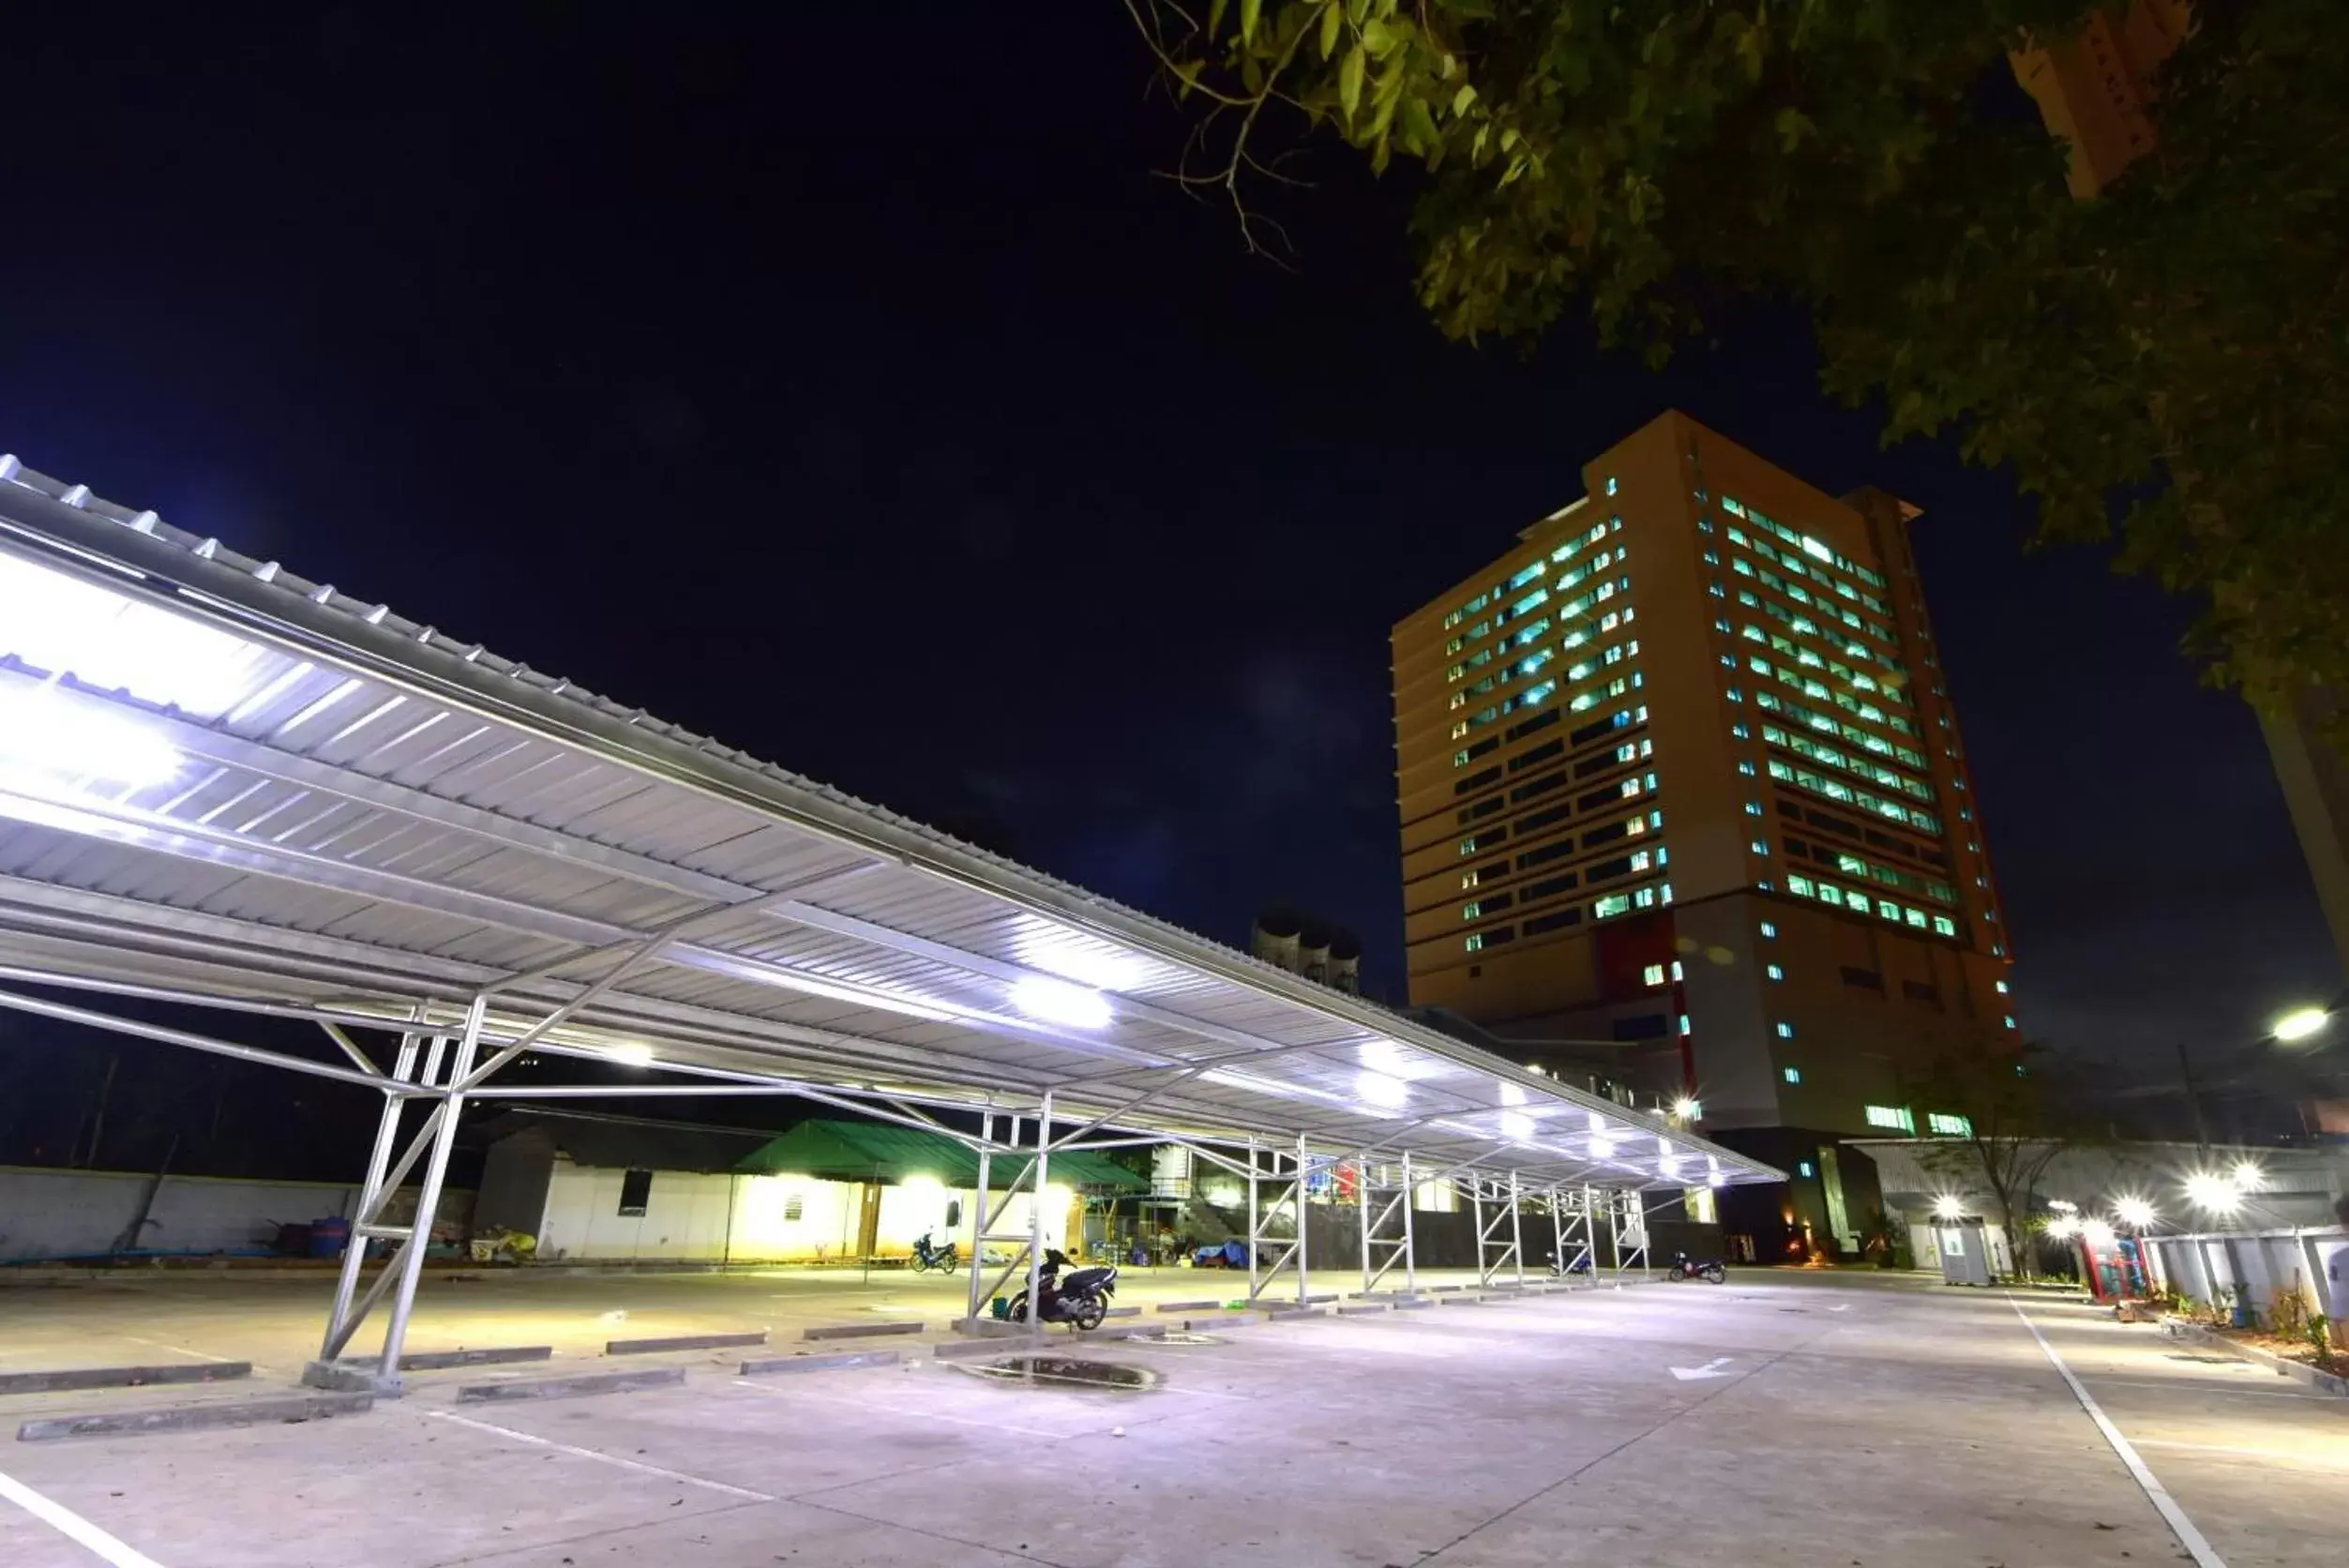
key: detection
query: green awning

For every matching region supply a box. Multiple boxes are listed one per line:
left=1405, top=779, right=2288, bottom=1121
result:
left=738, top=1119, right=1145, bottom=1192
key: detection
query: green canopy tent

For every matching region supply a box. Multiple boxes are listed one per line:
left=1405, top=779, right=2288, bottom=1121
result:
left=738, top=1119, right=1147, bottom=1192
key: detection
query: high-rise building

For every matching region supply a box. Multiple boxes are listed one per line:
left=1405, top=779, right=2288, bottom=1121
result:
left=1391, top=412, right=2015, bottom=1255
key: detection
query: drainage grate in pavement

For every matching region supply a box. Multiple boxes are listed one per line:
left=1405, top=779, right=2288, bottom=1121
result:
left=957, top=1356, right=1160, bottom=1391
left=2165, top=1353, right=2240, bottom=1364
left=1155, top=1333, right=1225, bottom=1346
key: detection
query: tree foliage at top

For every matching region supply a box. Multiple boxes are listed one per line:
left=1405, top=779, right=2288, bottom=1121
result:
left=1125, top=0, right=2349, bottom=716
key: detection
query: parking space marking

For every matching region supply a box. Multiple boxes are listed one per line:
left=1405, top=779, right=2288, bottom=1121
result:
left=2131, top=1439, right=2349, bottom=1470
left=728, top=1380, right=1066, bottom=1440
left=0, top=1467, right=168, bottom=1568
left=2005, top=1296, right=2226, bottom=1568
left=2068, top=1372, right=2327, bottom=1400
left=420, top=1410, right=773, bottom=1500
left=119, top=1335, right=241, bottom=1366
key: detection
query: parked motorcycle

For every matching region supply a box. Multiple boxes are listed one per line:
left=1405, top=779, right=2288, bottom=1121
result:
left=1545, top=1251, right=1593, bottom=1278
left=911, top=1231, right=960, bottom=1274
left=1664, top=1250, right=1728, bottom=1284
left=1004, top=1247, right=1118, bottom=1331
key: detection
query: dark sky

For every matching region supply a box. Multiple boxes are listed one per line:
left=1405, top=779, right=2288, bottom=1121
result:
left=1, top=4, right=2334, bottom=1078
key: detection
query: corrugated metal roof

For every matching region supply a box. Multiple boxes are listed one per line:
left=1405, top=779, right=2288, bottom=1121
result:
left=0, top=452, right=1780, bottom=1192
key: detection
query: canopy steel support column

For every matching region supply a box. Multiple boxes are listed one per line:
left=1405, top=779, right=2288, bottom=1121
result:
left=1609, top=1187, right=1649, bottom=1280
left=1293, top=1132, right=1311, bottom=1308
left=1401, top=1152, right=1418, bottom=1294
left=1552, top=1185, right=1594, bottom=1282
left=1471, top=1174, right=1519, bottom=1287
left=965, top=1112, right=994, bottom=1324
left=375, top=997, right=485, bottom=1377
left=969, top=1111, right=1049, bottom=1329
left=1509, top=1171, right=1527, bottom=1286
left=1245, top=1137, right=1261, bottom=1304
left=1244, top=1138, right=1305, bottom=1304
left=1470, top=1178, right=1485, bottom=1286
left=318, top=1026, right=423, bottom=1364
left=1022, top=1093, right=1053, bottom=1331
left=1356, top=1154, right=1410, bottom=1295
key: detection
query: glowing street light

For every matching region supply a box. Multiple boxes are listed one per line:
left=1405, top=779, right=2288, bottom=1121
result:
left=2229, top=1162, right=2263, bottom=1193
left=1932, top=1194, right=1965, bottom=1221
left=1670, top=1095, right=1700, bottom=1123
left=2112, top=1196, right=2157, bottom=1229
left=2183, top=1171, right=2242, bottom=1215
left=2271, top=1005, right=2330, bottom=1043
left=2044, top=1214, right=2081, bottom=1242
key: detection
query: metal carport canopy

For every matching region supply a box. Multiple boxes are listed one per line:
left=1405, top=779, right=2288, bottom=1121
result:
left=0, top=451, right=1779, bottom=1194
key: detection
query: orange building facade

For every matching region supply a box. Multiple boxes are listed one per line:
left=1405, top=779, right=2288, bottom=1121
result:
left=1392, top=414, right=2017, bottom=1250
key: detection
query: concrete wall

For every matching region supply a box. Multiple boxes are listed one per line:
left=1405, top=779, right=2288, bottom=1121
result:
left=0, top=1165, right=470, bottom=1261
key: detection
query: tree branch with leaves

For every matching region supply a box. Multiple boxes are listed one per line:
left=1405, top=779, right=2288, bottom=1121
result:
left=1126, top=0, right=2349, bottom=723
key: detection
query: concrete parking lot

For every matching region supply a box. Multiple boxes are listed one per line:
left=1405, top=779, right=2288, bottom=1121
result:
left=3, top=1269, right=2342, bottom=1567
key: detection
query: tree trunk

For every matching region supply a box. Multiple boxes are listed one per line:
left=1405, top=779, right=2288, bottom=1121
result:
left=82, top=1052, right=120, bottom=1168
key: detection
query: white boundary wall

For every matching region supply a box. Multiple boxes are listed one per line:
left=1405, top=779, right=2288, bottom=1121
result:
left=0, top=1165, right=469, bottom=1261
left=2144, top=1226, right=2349, bottom=1321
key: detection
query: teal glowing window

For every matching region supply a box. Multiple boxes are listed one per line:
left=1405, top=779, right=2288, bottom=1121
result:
left=1766, top=964, right=1784, bottom=982
left=1783, top=1067, right=1801, bottom=1084
left=1759, top=921, right=1777, bottom=940
left=1864, top=1105, right=1915, bottom=1132
left=1798, top=1159, right=1814, bottom=1177
left=1926, top=1112, right=1973, bottom=1138
left=1773, top=1022, right=1794, bottom=1039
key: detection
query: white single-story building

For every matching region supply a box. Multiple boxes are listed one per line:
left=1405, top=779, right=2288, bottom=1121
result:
left=472, top=1109, right=1145, bottom=1265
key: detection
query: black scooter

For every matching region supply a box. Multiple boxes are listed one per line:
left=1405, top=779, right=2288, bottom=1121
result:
left=1664, top=1250, right=1728, bottom=1284
left=911, top=1231, right=960, bottom=1274
left=1005, top=1247, right=1118, bottom=1331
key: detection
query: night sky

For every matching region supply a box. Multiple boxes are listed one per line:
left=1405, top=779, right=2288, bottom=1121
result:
left=1, top=5, right=2334, bottom=1085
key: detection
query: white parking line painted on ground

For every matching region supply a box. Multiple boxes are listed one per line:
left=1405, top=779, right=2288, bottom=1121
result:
left=0, top=1467, right=168, bottom=1568
left=2132, top=1439, right=2349, bottom=1470
left=119, top=1335, right=240, bottom=1366
left=2005, top=1296, right=2227, bottom=1568
left=420, top=1410, right=772, bottom=1500
left=729, top=1379, right=1065, bottom=1440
